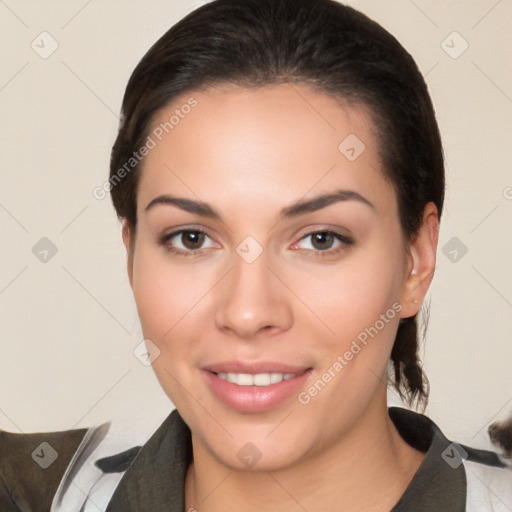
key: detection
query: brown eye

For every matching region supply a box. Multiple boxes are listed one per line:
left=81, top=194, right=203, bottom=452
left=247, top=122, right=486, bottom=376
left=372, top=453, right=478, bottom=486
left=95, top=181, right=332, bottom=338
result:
left=160, top=229, right=216, bottom=256
left=180, top=231, right=206, bottom=250
left=294, top=230, right=354, bottom=255
left=311, top=232, right=336, bottom=251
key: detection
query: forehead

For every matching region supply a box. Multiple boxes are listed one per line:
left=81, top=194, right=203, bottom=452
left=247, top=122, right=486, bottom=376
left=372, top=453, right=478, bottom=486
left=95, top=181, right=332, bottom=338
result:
left=137, top=83, right=395, bottom=217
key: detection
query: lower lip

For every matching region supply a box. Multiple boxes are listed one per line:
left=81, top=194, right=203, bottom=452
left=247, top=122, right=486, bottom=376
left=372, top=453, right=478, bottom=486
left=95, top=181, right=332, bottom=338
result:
left=202, top=369, right=313, bottom=413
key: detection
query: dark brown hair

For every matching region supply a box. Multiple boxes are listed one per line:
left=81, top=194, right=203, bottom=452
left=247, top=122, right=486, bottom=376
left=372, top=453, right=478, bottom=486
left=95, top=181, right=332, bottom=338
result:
left=109, top=0, right=444, bottom=407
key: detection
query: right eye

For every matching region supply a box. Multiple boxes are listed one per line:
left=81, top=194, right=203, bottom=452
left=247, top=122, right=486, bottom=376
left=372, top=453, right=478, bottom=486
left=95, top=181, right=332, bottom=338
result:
left=160, top=229, right=218, bottom=256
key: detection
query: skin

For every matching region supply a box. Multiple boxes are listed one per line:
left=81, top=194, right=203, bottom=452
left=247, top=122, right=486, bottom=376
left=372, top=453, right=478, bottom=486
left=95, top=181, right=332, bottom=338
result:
left=122, top=82, right=439, bottom=512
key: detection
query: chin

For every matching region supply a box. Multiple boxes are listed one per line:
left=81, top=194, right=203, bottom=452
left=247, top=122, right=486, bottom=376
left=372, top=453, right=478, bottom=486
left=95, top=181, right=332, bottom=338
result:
left=217, top=443, right=307, bottom=473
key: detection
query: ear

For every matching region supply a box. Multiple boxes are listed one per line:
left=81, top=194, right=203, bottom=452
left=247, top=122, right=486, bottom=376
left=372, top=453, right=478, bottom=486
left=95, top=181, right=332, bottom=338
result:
left=121, top=220, right=134, bottom=289
left=400, top=202, right=439, bottom=319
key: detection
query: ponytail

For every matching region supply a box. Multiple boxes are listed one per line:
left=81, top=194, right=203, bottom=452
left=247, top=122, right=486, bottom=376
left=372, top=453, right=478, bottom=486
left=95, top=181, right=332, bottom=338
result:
left=390, top=306, right=430, bottom=410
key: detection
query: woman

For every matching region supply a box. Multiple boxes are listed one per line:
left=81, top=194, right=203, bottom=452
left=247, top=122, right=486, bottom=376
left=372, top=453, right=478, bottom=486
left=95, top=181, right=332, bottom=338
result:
left=2, top=0, right=511, bottom=510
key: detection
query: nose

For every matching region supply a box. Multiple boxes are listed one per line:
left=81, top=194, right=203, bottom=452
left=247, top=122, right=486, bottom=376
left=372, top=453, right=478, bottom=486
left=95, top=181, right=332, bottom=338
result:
left=213, top=246, right=293, bottom=340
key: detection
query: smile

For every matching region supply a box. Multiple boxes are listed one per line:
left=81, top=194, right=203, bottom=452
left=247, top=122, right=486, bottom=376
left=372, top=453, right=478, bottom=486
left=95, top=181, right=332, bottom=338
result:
left=203, top=368, right=313, bottom=412
left=215, top=372, right=297, bottom=386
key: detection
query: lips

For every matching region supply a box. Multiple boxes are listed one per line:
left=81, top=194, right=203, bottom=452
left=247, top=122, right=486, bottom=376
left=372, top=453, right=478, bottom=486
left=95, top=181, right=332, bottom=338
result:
left=201, top=361, right=313, bottom=413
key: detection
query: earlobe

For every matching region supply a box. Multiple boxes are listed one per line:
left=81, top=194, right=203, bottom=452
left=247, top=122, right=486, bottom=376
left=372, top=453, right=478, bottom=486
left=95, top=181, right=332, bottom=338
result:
left=121, top=220, right=134, bottom=289
left=400, top=202, right=439, bottom=318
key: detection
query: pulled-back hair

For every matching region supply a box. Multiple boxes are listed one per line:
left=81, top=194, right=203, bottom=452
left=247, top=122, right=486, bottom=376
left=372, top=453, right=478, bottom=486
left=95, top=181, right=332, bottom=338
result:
left=109, top=0, right=444, bottom=408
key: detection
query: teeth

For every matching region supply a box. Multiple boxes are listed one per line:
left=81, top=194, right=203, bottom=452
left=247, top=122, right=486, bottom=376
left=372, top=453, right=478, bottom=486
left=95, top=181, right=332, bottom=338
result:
left=216, top=372, right=297, bottom=386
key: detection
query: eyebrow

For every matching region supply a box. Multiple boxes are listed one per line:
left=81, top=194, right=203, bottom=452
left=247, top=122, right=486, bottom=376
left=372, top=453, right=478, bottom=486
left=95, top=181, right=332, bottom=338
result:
left=144, top=189, right=375, bottom=221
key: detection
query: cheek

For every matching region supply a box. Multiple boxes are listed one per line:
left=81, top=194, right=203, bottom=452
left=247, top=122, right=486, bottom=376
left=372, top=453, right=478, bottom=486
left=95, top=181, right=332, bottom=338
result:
left=296, top=255, right=404, bottom=412
left=130, top=246, right=210, bottom=403
left=306, top=248, right=404, bottom=340
left=131, top=244, right=205, bottom=340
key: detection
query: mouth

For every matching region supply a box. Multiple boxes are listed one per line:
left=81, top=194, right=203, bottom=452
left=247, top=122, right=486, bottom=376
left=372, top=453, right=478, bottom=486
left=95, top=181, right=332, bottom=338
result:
left=201, top=363, right=313, bottom=413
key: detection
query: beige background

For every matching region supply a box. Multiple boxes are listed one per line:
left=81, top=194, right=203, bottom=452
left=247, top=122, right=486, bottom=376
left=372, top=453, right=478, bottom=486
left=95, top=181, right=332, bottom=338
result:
left=0, top=0, right=511, bottom=447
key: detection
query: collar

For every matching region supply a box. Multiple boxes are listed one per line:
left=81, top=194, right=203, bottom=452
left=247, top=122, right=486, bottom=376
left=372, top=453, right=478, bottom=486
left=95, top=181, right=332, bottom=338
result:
left=388, top=407, right=466, bottom=511
left=104, top=407, right=467, bottom=511
left=105, top=407, right=192, bottom=511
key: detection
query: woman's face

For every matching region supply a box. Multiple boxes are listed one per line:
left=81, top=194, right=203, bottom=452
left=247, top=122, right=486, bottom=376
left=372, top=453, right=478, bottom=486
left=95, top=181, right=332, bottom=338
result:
left=124, top=83, right=431, bottom=470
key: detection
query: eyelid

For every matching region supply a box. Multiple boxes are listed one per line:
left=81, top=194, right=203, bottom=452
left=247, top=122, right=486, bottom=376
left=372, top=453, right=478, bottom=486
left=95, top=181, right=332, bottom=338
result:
left=160, top=224, right=215, bottom=240
left=295, top=224, right=352, bottom=240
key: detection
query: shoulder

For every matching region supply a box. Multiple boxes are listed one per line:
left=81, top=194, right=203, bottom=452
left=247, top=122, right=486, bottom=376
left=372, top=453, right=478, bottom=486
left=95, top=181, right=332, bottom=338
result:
left=0, top=426, right=87, bottom=512
left=50, top=405, right=176, bottom=512
left=388, top=406, right=512, bottom=511
left=0, top=400, right=175, bottom=512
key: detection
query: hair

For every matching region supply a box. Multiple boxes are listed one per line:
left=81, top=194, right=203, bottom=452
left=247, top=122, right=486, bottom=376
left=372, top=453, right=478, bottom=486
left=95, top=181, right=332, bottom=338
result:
left=109, top=0, right=444, bottom=408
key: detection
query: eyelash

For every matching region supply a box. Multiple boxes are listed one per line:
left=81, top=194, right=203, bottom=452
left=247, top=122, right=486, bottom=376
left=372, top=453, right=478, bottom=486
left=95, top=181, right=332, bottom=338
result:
left=159, top=228, right=354, bottom=257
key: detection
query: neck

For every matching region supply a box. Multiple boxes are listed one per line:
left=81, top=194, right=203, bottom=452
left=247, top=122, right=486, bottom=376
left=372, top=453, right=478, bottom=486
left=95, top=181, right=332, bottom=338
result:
left=184, top=397, right=425, bottom=512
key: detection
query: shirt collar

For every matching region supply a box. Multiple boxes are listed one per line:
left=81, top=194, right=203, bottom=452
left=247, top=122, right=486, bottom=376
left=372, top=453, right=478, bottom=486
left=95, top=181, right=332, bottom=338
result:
left=388, top=407, right=466, bottom=511
left=105, top=408, right=192, bottom=511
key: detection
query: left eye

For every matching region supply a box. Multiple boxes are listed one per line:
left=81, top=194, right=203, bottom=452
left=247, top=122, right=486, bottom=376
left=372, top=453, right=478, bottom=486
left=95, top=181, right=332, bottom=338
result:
left=293, top=230, right=353, bottom=253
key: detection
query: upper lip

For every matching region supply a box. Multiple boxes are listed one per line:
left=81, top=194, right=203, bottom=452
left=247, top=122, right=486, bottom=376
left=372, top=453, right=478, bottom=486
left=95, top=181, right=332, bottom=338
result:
left=202, top=361, right=312, bottom=374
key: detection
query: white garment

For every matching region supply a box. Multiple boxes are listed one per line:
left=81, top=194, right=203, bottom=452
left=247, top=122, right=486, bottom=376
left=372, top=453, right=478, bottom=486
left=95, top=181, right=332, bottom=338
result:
left=50, top=404, right=172, bottom=512
left=465, top=460, right=512, bottom=512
